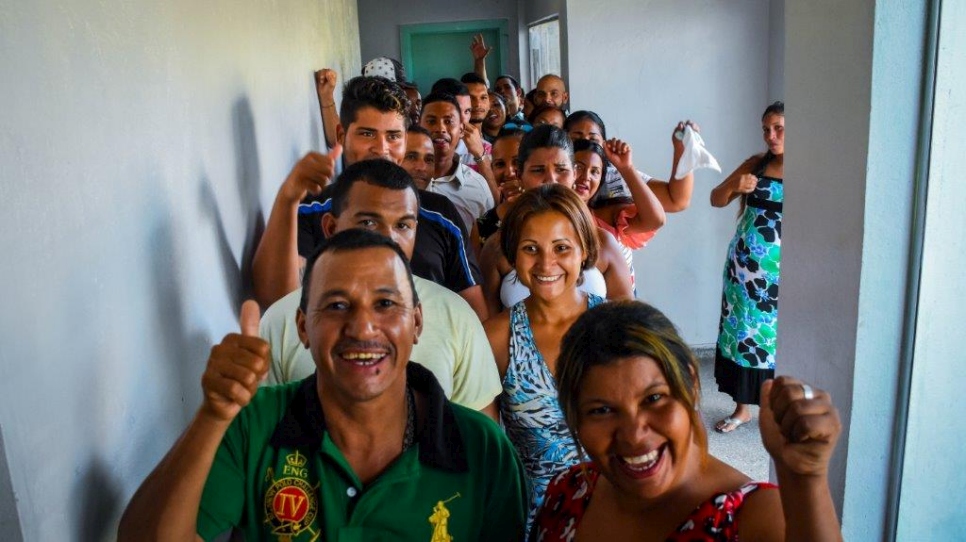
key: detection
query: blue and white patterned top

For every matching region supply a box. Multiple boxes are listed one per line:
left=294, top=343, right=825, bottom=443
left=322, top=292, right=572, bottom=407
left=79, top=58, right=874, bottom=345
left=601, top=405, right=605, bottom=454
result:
left=499, top=294, right=605, bottom=528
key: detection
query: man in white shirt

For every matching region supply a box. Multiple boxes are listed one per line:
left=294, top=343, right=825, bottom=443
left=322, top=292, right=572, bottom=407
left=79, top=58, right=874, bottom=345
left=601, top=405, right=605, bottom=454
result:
left=419, top=92, right=495, bottom=233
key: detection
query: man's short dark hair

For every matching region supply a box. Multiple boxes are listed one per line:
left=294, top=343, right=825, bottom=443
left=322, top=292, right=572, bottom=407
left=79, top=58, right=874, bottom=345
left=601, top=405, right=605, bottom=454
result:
left=460, top=73, right=487, bottom=87
left=328, top=159, right=420, bottom=217
left=420, top=92, right=461, bottom=114
left=430, top=78, right=470, bottom=97
left=496, top=74, right=521, bottom=92
left=407, top=125, right=432, bottom=139
left=339, top=76, right=411, bottom=129
left=300, top=229, right=419, bottom=311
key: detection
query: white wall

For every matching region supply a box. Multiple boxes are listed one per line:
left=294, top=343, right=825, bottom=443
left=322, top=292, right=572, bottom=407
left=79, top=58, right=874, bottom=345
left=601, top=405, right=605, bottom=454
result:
left=0, top=0, right=360, bottom=538
left=897, top=1, right=966, bottom=537
left=782, top=0, right=876, bottom=518
left=841, top=0, right=926, bottom=536
left=785, top=2, right=966, bottom=534
left=567, top=0, right=772, bottom=346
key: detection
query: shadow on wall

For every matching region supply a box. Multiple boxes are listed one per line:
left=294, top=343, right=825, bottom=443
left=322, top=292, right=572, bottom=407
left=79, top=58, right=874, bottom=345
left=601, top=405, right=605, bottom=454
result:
left=0, top=427, right=23, bottom=542
left=67, top=189, right=211, bottom=541
left=71, top=457, right=120, bottom=542
left=65, top=96, right=270, bottom=540
left=201, top=96, right=266, bottom=316
left=148, top=217, right=213, bottom=412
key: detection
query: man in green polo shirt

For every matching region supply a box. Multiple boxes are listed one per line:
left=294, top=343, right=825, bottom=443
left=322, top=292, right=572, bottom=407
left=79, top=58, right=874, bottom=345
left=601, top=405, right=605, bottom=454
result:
left=118, top=229, right=527, bottom=541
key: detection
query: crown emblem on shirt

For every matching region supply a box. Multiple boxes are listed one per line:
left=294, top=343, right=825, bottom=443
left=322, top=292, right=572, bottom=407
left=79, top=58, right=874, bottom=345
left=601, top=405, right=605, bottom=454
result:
left=286, top=451, right=307, bottom=468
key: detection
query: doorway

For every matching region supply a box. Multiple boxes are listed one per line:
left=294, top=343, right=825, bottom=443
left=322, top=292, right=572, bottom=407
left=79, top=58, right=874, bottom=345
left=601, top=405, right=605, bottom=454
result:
left=400, top=19, right=508, bottom=94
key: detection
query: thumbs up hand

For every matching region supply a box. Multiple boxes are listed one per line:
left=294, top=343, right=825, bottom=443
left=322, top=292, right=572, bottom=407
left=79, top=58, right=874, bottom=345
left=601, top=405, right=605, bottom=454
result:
left=200, top=300, right=271, bottom=422
left=279, top=146, right=344, bottom=204
left=759, top=377, right=842, bottom=478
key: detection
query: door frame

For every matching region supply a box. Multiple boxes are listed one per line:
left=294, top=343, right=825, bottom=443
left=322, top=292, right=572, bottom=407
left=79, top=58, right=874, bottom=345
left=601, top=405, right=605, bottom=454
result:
left=400, top=19, right=509, bottom=85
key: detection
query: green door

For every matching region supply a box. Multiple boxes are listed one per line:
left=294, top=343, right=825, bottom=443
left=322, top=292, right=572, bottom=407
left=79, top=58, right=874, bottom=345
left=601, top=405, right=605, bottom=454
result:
left=401, top=20, right=508, bottom=94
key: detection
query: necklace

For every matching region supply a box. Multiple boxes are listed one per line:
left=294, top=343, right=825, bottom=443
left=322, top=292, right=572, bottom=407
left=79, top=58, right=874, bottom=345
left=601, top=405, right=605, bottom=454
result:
left=402, top=385, right=416, bottom=452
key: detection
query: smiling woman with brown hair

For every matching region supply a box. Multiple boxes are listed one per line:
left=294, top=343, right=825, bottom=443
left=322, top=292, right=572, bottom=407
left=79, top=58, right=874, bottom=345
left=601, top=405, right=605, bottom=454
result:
left=484, top=183, right=603, bottom=530
left=478, top=125, right=634, bottom=316
left=532, top=300, right=842, bottom=542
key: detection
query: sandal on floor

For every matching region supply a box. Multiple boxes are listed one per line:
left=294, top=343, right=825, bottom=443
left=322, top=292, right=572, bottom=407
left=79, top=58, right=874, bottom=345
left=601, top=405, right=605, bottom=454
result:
left=715, top=417, right=750, bottom=433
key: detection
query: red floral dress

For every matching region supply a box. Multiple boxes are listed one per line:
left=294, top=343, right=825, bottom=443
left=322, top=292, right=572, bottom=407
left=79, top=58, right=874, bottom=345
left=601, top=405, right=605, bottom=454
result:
left=530, top=464, right=777, bottom=541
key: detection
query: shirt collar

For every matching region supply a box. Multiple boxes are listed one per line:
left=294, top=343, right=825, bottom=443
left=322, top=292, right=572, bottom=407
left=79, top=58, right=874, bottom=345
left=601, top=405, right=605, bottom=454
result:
left=432, top=159, right=471, bottom=187
left=269, top=363, right=468, bottom=472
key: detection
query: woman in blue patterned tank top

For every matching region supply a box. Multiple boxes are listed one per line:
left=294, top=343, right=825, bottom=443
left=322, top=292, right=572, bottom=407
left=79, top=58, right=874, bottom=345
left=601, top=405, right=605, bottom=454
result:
left=483, top=183, right=605, bottom=530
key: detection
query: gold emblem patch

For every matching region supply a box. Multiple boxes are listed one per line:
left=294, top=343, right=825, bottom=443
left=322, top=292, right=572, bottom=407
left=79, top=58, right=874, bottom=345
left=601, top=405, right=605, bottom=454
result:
left=263, top=452, right=319, bottom=539
left=429, top=493, right=461, bottom=542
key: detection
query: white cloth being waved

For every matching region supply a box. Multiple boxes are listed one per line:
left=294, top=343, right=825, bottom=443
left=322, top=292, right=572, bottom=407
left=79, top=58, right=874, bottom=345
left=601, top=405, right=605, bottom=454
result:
left=675, top=124, right=721, bottom=179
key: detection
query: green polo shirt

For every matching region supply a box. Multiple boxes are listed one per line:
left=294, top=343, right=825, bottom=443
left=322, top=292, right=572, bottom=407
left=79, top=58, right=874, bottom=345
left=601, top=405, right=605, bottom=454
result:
left=197, top=363, right=527, bottom=541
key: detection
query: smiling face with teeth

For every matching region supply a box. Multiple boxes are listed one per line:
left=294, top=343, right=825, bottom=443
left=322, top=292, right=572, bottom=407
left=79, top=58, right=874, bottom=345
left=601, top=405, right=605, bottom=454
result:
left=483, top=92, right=506, bottom=133
left=576, top=355, right=698, bottom=503
left=419, top=100, right=462, bottom=167
left=297, top=245, right=422, bottom=404
left=514, top=210, right=586, bottom=301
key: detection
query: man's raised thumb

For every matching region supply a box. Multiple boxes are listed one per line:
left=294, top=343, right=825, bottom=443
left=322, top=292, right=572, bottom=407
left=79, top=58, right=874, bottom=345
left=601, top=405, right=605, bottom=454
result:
left=240, top=299, right=261, bottom=337
left=328, top=142, right=343, bottom=162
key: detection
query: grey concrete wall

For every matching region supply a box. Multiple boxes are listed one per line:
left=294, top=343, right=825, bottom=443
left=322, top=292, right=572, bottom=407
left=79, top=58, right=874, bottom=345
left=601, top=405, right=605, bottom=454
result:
left=767, top=0, right=785, bottom=101
left=0, top=0, right=360, bottom=538
left=567, top=0, right=772, bottom=346
left=357, top=0, right=522, bottom=83
left=783, top=0, right=875, bottom=518
left=526, top=0, right=565, bottom=23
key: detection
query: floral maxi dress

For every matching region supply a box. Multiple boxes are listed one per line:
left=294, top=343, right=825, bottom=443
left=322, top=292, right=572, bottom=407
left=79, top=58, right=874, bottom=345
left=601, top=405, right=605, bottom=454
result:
left=714, top=173, right=783, bottom=405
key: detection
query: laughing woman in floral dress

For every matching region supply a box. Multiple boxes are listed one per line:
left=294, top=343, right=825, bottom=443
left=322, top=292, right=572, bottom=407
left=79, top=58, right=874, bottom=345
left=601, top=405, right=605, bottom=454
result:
left=710, top=101, right=784, bottom=433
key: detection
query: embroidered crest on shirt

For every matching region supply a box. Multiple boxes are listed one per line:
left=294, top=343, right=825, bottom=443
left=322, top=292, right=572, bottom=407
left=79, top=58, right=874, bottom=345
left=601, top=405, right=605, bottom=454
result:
left=263, top=451, right=319, bottom=540
left=428, top=492, right=461, bottom=542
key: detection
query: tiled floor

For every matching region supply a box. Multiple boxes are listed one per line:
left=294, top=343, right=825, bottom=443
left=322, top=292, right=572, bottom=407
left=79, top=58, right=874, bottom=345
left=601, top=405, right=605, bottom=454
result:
left=694, top=348, right=771, bottom=482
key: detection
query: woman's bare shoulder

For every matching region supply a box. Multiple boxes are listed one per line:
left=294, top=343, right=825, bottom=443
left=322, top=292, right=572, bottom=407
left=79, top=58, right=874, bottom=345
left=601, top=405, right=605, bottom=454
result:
left=740, top=153, right=767, bottom=170
left=483, top=309, right=512, bottom=376
left=735, top=482, right=783, bottom=541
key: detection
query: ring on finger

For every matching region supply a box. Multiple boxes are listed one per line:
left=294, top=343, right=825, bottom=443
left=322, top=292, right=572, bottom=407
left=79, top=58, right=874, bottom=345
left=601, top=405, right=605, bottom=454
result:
left=801, top=383, right=815, bottom=401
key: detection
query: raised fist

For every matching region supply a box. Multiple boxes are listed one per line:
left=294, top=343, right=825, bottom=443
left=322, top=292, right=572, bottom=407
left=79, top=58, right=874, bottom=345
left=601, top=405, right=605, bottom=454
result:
left=314, top=69, right=338, bottom=98
left=759, top=377, right=842, bottom=477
